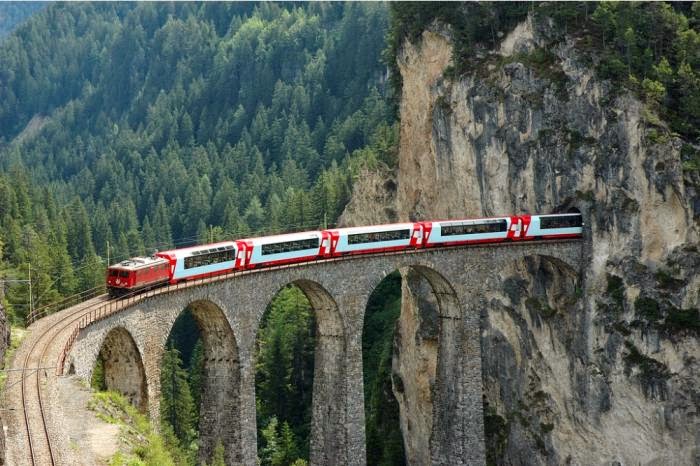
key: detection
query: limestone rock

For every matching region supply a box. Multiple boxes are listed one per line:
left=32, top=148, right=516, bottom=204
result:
left=342, top=14, right=699, bottom=466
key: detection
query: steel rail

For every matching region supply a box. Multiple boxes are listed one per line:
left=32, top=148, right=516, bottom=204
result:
left=20, top=294, right=109, bottom=466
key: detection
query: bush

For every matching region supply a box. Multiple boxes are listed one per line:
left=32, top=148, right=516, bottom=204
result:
left=606, top=274, right=625, bottom=312
left=634, top=296, right=660, bottom=321
left=663, top=307, right=700, bottom=333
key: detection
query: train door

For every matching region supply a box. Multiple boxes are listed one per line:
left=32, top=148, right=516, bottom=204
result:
left=419, top=222, right=433, bottom=247
left=320, top=232, right=332, bottom=258
left=234, top=241, right=250, bottom=269
left=508, top=216, right=522, bottom=240
left=409, top=223, right=424, bottom=248
left=328, top=231, right=341, bottom=256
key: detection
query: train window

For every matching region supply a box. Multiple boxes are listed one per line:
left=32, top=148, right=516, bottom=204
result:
left=441, top=220, right=507, bottom=236
left=261, top=238, right=320, bottom=255
left=109, top=270, right=118, bottom=277
left=119, top=271, right=129, bottom=278
left=347, top=229, right=411, bottom=245
left=540, top=215, right=582, bottom=229
left=184, top=249, right=236, bottom=269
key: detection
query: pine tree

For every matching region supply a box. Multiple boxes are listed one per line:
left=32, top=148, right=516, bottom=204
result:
left=208, top=441, right=226, bottom=466
left=160, top=344, right=196, bottom=446
left=189, top=338, right=204, bottom=422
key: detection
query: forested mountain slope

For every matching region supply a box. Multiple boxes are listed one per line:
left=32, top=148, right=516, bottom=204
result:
left=0, top=2, right=44, bottom=39
left=0, top=2, right=395, bottom=320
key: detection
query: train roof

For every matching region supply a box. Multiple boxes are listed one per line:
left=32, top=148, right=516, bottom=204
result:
left=109, top=256, right=169, bottom=271
left=326, top=222, right=416, bottom=234
left=535, top=212, right=581, bottom=217
left=241, top=230, right=322, bottom=245
left=157, top=241, right=237, bottom=259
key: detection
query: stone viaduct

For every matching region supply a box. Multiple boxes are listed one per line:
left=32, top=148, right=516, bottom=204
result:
left=67, top=240, right=584, bottom=465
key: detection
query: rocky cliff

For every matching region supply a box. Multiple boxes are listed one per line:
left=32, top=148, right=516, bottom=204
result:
left=343, top=14, right=699, bottom=466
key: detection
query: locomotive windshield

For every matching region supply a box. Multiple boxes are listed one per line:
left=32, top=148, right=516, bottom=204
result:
left=441, top=220, right=507, bottom=236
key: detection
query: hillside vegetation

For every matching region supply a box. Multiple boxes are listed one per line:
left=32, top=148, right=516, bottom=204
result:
left=0, top=2, right=395, bottom=321
left=0, top=2, right=44, bottom=39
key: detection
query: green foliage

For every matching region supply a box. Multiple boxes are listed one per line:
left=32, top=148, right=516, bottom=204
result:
left=525, top=296, right=557, bottom=318
left=681, top=144, right=700, bottom=171
left=91, top=356, right=107, bottom=391
left=159, top=344, right=196, bottom=449
left=0, top=2, right=45, bottom=38
left=606, top=274, right=625, bottom=312
left=622, top=341, right=670, bottom=399
left=484, top=406, right=509, bottom=466
left=0, top=325, right=25, bottom=390
left=256, top=286, right=315, bottom=463
left=634, top=296, right=661, bottom=321
left=89, top=391, right=178, bottom=466
left=589, top=2, right=700, bottom=138
left=663, top=307, right=700, bottom=333
left=205, top=442, right=225, bottom=466
left=259, top=417, right=305, bottom=466
left=362, top=272, right=405, bottom=466
left=654, top=269, right=685, bottom=290
left=0, top=3, right=395, bottom=325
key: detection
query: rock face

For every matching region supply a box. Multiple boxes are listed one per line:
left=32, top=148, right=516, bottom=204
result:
left=343, top=16, right=699, bottom=466
left=0, top=303, right=9, bottom=465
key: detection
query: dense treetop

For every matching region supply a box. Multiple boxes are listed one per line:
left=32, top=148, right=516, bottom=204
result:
left=0, top=2, right=396, bottom=320
left=0, top=2, right=44, bottom=39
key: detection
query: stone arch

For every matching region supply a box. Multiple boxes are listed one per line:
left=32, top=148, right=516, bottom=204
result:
left=256, top=278, right=346, bottom=465
left=361, top=262, right=462, bottom=466
left=97, top=326, right=148, bottom=412
left=169, top=299, right=241, bottom=466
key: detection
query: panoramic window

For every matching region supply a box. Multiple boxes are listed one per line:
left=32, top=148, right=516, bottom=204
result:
left=540, top=215, right=582, bottom=229
left=441, top=220, right=507, bottom=236
left=261, top=238, right=320, bottom=255
left=347, top=229, right=410, bottom=245
left=184, top=248, right=236, bottom=269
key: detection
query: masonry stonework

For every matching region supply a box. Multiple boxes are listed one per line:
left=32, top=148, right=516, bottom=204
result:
left=67, top=241, right=583, bottom=465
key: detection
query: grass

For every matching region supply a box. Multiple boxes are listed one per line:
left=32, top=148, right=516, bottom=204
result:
left=0, top=325, right=27, bottom=391
left=88, top=391, right=178, bottom=466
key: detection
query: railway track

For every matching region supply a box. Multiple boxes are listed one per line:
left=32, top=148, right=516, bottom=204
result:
left=18, top=294, right=110, bottom=466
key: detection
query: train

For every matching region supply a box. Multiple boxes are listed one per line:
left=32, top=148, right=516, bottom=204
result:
left=106, top=212, right=583, bottom=297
